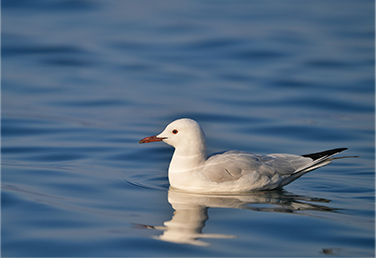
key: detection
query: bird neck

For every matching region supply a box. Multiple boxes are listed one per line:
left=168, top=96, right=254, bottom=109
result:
left=169, top=140, right=207, bottom=173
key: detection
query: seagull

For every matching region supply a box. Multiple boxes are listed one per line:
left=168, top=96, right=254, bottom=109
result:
left=138, top=118, right=347, bottom=193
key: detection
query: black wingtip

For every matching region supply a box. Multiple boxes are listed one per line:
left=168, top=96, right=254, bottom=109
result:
left=302, top=148, right=348, bottom=160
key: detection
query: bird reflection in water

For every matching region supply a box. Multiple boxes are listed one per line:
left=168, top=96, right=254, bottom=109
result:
left=135, top=189, right=337, bottom=246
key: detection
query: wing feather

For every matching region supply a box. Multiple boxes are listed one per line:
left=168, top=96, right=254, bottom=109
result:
left=201, top=151, right=313, bottom=183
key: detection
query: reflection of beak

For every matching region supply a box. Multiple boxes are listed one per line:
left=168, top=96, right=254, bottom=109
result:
left=138, top=135, right=166, bottom=144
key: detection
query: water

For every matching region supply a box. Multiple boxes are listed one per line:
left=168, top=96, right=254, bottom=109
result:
left=2, top=0, right=374, bottom=257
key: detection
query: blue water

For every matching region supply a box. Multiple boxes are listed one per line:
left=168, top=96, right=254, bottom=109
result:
left=2, top=0, right=374, bottom=257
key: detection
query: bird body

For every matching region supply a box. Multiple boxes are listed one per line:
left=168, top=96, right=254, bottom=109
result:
left=139, top=118, right=347, bottom=193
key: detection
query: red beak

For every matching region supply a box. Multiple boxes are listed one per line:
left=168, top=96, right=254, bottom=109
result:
left=138, top=135, right=166, bottom=144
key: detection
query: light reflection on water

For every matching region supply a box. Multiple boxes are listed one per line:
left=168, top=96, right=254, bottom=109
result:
left=137, top=189, right=337, bottom=246
left=2, top=0, right=374, bottom=257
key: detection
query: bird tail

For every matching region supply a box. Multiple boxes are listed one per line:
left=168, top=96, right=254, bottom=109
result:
left=294, top=148, right=351, bottom=175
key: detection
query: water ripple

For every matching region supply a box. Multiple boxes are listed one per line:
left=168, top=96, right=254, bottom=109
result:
left=2, top=45, right=86, bottom=57
left=118, top=172, right=169, bottom=191
left=231, top=49, right=287, bottom=61
left=2, top=0, right=98, bottom=11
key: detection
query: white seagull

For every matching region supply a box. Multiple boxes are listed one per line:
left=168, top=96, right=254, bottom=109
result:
left=138, top=118, right=347, bottom=193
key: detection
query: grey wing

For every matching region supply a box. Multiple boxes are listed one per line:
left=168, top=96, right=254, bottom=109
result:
left=201, top=151, right=273, bottom=183
left=201, top=151, right=313, bottom=183
left=267, top=154, right=313, bottom=175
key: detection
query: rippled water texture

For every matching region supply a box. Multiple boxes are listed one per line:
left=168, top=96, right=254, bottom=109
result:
left=2, top=0, right=374, bottom=257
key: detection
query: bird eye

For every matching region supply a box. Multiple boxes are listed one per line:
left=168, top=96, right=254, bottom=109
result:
left=172, top=129, right=178, bottom=134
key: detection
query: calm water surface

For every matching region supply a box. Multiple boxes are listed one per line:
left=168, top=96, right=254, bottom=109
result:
left=2, top=0, right=374, bottom=257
